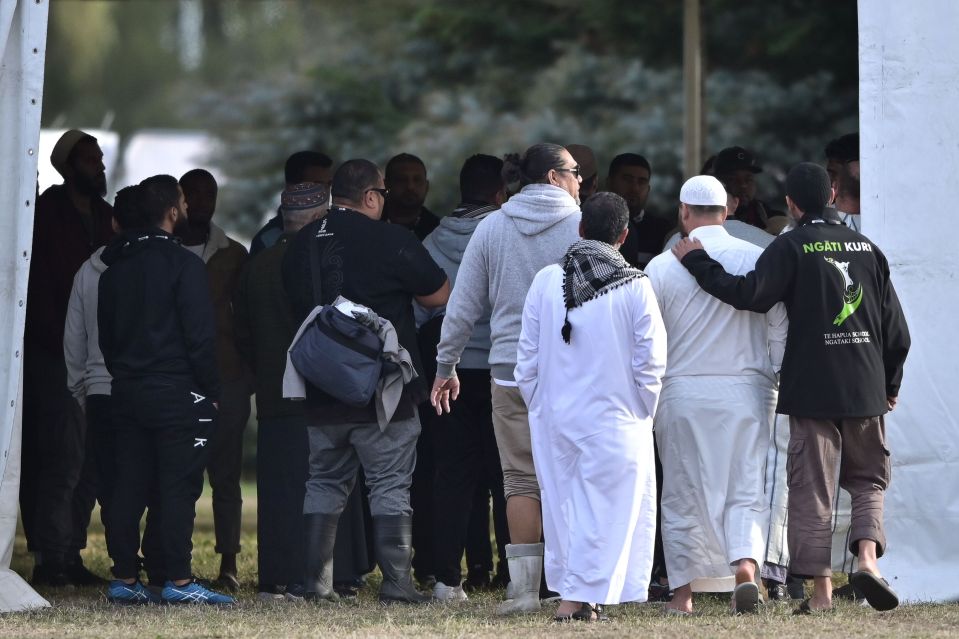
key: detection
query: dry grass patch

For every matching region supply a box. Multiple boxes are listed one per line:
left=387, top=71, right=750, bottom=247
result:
left=4, top=485, right=956, bottom=638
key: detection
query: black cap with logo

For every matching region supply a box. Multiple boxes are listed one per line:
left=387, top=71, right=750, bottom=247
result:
left=713, top=146, right=762, bottom=175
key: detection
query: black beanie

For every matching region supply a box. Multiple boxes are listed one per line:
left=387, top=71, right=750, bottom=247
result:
left=786, top=162, right=832, bottom=215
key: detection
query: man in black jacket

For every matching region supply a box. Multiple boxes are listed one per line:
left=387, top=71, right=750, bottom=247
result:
left=382, top=153, right=440, bottom=241
left=98, top=175, right=234, bottom=606
left=672, top=163, right=910, bottom=614
left=282, top=159, right=450, bottom=604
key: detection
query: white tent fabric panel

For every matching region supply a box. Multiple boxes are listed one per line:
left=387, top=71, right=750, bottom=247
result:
left=0, top=0, right=50, bottom=612
left=859, top=0, right=959, bottom=603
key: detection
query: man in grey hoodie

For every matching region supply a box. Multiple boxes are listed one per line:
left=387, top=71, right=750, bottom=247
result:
left=430, top=143, right=582, bottom=614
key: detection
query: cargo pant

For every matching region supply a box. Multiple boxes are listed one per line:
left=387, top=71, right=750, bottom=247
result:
left=786, top=416, right=890, bottom=577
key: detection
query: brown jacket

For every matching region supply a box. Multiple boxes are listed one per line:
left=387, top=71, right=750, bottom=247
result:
left=188, top=224, right=250, bottom=386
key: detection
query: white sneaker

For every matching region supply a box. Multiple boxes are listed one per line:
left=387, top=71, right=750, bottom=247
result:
left=433, top=581, right=468, bottom=602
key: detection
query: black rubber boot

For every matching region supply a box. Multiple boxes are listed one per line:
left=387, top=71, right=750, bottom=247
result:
left=303, top=513, right=340, bottom=602
left=373, top=515, right=430, bottom=604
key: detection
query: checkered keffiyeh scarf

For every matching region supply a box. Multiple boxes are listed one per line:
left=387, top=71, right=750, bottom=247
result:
left=561, top=239, right=646, bottom=344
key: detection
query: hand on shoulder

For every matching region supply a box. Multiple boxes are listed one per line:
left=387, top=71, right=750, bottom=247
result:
left=671, top=237, right=704, bottom=261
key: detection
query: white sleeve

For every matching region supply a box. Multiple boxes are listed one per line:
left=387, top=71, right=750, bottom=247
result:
left=644, top=259, right=669, bottom=324
left=514, top=272, right=543, bottom=408
left=631, top=278, right=668, bottom=418
left=766, top=301, right=788, bottom=372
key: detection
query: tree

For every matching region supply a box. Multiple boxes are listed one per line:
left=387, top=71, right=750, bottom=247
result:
left=42, top=0, right=859, bottom=234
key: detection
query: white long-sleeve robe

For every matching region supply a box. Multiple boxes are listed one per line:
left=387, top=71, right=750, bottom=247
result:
left=645, top=224, right=788, bottom=591
left=515, top=264, right=667, bottom=604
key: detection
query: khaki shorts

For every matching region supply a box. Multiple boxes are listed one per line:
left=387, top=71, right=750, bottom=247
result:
left=490, top=381, right=540, bottom=500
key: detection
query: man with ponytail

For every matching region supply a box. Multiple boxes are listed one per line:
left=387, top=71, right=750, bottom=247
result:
left=430, top=143, right=582, bottom=614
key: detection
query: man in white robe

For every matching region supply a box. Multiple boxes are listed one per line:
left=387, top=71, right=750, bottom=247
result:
left=515, top=192, right=667, bottom=621
left=644, top=176, right=787, bottom=614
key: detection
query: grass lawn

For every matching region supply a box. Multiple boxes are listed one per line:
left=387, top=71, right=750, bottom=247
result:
left=3, top=482, right=957, bottom=638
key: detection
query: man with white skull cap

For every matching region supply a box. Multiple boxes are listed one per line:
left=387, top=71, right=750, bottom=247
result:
left=644, top=175, right=788, bottom=615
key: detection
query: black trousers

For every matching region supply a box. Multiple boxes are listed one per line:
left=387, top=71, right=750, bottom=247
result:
left=107, top=378, right=215, bottom=581
left=410, top=408, right=435, bottom=579
left=257, top=414, right=372, bottom=588
left=431, top=369, right=510, bottom=586
left=464, top=478, right=509, bottom=576
left=332, top=474, right=372, bottom=584
left=651, top=435, right=667, bottom=583
left=88, top=394, right=165, bottom=582
left=207, top=379, right=251, bottom=556
left=256, top=414, right=309, bottom=587
left=19, top=347, right=97, bottom=560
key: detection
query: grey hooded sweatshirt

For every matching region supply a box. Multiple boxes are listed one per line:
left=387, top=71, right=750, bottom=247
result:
left=436, top=184, right=581, bottom=382
left=421, top=207, right=495, bottom=370
left=64, top=246, right=111, bottom=406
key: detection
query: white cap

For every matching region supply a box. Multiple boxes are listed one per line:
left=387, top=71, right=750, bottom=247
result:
left=680, top=175, right=727, bottom=206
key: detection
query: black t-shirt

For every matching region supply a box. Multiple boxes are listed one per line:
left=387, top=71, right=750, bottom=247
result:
left=283, top=207, right=447, bottom=421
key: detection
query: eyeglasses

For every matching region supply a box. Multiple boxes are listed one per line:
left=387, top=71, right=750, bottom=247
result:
left=366, top=188, right=389, bottom=198
left=554, top=165, right=582, bottom=178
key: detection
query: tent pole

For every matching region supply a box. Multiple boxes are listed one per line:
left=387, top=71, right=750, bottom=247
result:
left=683, top=0, right=703, bottom=179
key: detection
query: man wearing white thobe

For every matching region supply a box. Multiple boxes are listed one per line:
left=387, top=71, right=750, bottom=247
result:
left=645, top=176, right=787, bottom=614
left=515, top=193, right=667, bottom=621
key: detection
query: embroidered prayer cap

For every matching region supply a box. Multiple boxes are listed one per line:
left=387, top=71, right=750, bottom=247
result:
left=281, top=181, right=330, bottom=212
left=566, top=144, right=597, bottom=180
left=50, top=129, right=94, bottom=177
left=680, top=175, right=727, bottom=207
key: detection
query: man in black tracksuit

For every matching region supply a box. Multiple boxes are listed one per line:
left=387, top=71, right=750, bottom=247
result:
left=672, top=163, right=910, bottom=614
left=98, top=174, right=233, bottom=605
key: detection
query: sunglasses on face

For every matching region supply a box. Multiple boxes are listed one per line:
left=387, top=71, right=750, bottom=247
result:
left=554, top=165, right=582, bottom=178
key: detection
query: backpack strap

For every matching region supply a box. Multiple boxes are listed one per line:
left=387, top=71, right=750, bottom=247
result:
left=307, top=228, right=325, bottom=307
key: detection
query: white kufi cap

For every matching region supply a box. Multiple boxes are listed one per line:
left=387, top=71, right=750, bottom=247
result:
left=680, top=175, right=727, bottom=206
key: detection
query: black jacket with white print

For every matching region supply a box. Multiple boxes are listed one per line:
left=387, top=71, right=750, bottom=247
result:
left=680, top=209, right=910, bottom=419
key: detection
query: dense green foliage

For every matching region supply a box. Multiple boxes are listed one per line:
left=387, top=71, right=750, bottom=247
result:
left=43, top=0, right=858, bottom=232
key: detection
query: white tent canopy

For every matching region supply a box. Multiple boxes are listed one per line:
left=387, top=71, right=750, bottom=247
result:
left=858, top=0, right=959, bottom=602
left=0, top=0, right=51, bottom=613
left=0, top=0, right=955, bottom=613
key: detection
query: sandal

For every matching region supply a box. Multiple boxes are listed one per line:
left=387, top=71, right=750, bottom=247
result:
left=850, top=571, right=899, bottom=612
left=733, top=582, right=761, bottom=614
left=553, top=602, right=585, bottom=623
left=553, top=602, right=608, bottom=622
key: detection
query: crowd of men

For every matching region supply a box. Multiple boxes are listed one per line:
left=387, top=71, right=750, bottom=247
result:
left=20, top=128, right=908, bottom=618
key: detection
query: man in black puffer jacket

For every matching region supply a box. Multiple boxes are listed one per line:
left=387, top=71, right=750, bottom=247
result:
left=98, top=174, right=233, bottom=606
left=672, top=163, right=910, bottom=615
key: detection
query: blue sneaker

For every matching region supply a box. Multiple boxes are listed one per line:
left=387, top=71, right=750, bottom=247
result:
left=107, top=579, right=162, bottom=605
left=162, top=580, right=237, bottom=606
